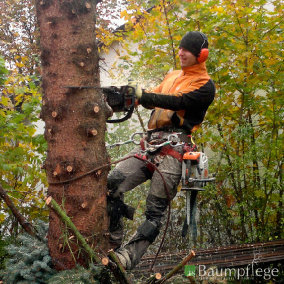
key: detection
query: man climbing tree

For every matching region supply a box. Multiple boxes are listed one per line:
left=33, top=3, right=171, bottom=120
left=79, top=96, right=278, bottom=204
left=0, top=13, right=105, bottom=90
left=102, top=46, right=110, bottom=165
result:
left=35, top=0, right=110, bottom=269
left=108, top=31, right=215, bottom=269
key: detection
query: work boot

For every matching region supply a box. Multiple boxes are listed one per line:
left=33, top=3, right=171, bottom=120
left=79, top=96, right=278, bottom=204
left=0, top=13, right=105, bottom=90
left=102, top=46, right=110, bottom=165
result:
left=114, top=247, right=132, bottom=270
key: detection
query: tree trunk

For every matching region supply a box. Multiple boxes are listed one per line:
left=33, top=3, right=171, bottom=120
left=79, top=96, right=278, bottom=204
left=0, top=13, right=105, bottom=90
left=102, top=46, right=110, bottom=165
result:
left=35, top=0, right=109, bottom=269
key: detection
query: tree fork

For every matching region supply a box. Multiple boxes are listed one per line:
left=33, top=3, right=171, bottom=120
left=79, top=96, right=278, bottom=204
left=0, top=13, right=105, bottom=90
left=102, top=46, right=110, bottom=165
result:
left=35, top=0, right=109, bottom=269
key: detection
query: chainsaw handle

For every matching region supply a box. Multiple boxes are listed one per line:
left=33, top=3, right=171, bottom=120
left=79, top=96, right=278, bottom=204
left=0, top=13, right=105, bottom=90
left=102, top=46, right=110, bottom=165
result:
left=106, top=105, right=134, bottom=123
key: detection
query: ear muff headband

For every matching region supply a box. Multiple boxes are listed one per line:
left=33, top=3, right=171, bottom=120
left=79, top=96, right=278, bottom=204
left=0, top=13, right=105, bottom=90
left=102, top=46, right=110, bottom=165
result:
left=197, top=32, right=209, bottom=63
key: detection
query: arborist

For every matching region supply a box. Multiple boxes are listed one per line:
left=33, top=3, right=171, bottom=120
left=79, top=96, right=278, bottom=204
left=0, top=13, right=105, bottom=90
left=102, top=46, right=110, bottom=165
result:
left=107, top=31, right=216, bottom=269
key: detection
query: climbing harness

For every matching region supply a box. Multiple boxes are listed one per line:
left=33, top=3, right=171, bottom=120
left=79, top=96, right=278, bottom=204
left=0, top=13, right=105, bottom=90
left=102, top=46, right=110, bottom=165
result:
left=107, top=132, right=215, bottom=243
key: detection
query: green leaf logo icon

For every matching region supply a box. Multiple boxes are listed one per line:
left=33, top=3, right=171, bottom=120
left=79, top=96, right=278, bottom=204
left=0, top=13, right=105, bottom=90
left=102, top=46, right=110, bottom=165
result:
left=184, top=265, right=196, bottom=277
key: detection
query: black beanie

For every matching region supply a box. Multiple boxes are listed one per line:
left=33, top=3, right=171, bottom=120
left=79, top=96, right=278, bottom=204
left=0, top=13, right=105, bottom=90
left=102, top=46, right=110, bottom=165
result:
left=179, top=31, right=208, bottom=57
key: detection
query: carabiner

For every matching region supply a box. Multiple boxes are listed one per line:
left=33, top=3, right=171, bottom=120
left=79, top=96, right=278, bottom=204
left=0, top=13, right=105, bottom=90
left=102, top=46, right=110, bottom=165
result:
left=131, top=132, right=144, bottom=145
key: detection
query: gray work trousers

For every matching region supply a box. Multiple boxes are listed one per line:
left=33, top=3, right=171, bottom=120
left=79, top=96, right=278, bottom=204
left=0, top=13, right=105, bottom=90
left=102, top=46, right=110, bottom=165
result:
left=107, top=144, right=183, bottom=268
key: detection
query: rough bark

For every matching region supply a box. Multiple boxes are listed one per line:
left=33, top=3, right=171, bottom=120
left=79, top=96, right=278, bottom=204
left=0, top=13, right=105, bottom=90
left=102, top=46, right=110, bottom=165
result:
left=35, top=0, right=109, bottom=269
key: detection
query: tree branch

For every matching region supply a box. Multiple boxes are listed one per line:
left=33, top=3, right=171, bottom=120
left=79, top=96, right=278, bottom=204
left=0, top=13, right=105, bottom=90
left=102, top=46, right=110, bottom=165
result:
left=161, top=0, right=177, bottom=69
left=0, top=184, right=36, bottom=237
left=102, top=250, right=133, bottom=284
left=149, top=250, right=195, bottom=284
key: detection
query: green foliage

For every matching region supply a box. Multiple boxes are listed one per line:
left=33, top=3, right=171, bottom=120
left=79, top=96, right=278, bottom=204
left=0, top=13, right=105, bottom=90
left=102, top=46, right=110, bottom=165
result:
left=0, top=56, right=8, bottom=86
left=0, top=63, right=48, bottom=237
left=0, top=221, right=55, bottom=284
left=0, top=237, right=10, bottom=271
left=0, top=221, right=112, bottom=284
left=48, top=264, right=111, bottom=284
left=197, top=0, right=283, bottom=243
left=112, top=0, right=187, bottom=84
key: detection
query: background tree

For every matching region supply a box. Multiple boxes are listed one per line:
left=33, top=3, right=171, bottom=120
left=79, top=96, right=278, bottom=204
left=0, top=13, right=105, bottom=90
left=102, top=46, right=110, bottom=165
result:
left=0, top=0, right=47, bottom=239
left=106, top=0, right=283, bottom=249
left=0, top=0, right=40, bottom=76
left=200, top=0, right=283, bottom=244
left=0, top=0, right=50, bottom=254
left=0, top=56, right=47, bottom=237
left=0, top=57, right=8, bottom=85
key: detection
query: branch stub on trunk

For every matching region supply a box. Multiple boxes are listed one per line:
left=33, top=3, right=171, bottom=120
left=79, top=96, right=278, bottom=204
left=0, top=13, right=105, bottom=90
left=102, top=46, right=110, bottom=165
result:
left=93, top=104, right=100, bottom=113
left=66, top=165, right=73, bottom=173
left=87, top=128, right=98, bottom=137
left=52, top=111, right=58, bottom=118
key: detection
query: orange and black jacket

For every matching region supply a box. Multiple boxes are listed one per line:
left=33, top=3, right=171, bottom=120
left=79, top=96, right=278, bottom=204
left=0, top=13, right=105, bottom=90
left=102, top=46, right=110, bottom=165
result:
left=139, top=62, right=215, bottom=134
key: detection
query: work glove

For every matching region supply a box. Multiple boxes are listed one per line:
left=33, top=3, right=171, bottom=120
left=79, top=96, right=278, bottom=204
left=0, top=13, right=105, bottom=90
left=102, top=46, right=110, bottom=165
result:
left=128, top=79, right=143, bottom=99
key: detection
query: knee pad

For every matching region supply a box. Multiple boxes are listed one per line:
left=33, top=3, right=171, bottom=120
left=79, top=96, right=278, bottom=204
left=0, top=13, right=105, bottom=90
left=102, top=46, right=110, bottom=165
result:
left=137, top=219, right=160, bottom=243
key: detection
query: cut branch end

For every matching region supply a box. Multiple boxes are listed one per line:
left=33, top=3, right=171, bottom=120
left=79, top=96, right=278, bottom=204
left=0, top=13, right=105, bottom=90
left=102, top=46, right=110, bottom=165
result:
left=93, top=105, right=100, bottom=113
left=81, top=202, right=88, bottom=209
left=102, top=257, right=109, bottom=266
left=52, top=111, right=58, bottom=118
left=155, top=273, right=162, bottom=280
left=46, top=196, right=52, bottom=205
left=66, top=165, right=73, bottom=173
left=87, top=129, right=98, bottom=136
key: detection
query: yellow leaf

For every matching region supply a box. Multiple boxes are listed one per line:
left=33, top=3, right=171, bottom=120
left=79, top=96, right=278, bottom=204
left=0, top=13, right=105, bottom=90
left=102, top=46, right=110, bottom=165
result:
left=120, top=10, right=129, bottom=19
left=21, top=56, right=28, bottom=63
left=16, top=62, right=24, bottom=68
left=0, top=96, right=11, bottom=107
left=0, top=213, right=5, bottom=223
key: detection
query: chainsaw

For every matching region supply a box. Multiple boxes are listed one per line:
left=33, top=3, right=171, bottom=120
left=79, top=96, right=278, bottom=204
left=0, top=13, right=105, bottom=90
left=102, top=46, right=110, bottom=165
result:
left=181, top=151, right=215, bottom=241
left=102, top=85, right=136, bottom=123
left=64, top=85, right=136, bottom=123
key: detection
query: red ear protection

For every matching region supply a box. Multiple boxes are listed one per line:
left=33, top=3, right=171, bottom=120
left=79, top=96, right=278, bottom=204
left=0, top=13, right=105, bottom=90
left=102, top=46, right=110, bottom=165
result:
left=197, top=48, right=209, bottom=63
left=197, top=32, right=209, bottom=63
